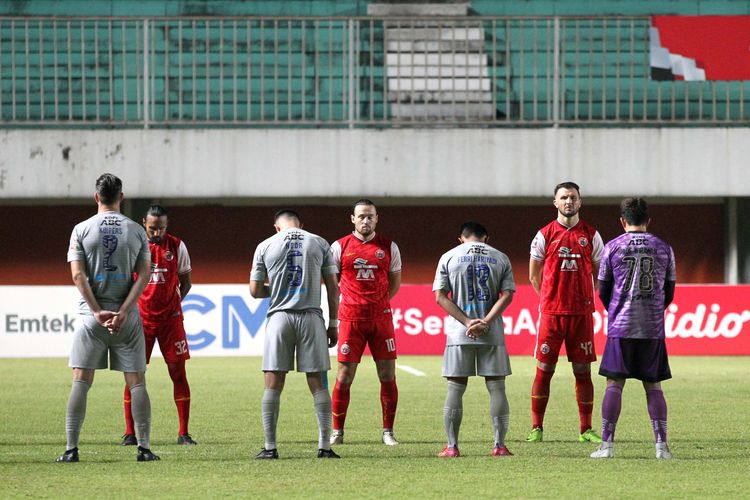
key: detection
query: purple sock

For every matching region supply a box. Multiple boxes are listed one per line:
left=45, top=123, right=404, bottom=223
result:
left=646, top=389, right=668, bottom=443
left=600, top=385, right=623, bottom=442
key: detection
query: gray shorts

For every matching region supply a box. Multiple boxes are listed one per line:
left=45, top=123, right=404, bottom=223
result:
left=442, top=344, right=512, bottom=378
left=69, top=310, right=147, bottom=373
left=262, top=310, right=331, bottom=373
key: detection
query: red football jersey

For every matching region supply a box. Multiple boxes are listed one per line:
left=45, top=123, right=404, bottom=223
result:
left=138, top=233, right=191, bottom=324
left=530, top=219, right=602, bottom=315
left=332, top=233, right=401, bottom=321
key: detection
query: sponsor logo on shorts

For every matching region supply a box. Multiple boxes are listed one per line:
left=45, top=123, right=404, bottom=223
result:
left=341, top=343, right=350, bottom=355
left=540, top=343, right=550, bottom=355
left=375, top=249, right=386, bottom=259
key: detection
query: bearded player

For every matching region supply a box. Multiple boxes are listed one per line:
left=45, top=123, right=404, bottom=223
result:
left=330, top=199, right=402, bottom=446
left=121, top=204, right=196, bottom=446
left=527, top=182, right=604, bottom=444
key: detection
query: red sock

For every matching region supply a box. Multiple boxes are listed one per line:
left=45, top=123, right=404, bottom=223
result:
left=168, top=362, right=191, bottom=435
left=574, top=371, right=595, bottom=434
left=531, top=367, right=554, bottom=429
left=380, top=379, right=398, bottom=430
left=331, top=380, right=351, bottom=431
left=123, top=385, right=135, bottom=435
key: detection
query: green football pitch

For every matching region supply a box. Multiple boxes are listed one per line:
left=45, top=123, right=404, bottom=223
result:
left=1, top=356, right=747, bottom=498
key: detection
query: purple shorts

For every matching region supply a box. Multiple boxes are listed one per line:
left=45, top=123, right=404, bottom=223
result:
left=598, top=338, right=672, bottom=383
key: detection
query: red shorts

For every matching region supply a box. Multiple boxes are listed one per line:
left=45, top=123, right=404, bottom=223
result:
left=535, top=313, right=596, bottom=364
left=337, top=318, right=397, bottom=363
left=143, top=316, right=190, bottom=364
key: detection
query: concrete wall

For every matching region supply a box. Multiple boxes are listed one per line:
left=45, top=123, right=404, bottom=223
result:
left=1, top=128, right=748, bottom=200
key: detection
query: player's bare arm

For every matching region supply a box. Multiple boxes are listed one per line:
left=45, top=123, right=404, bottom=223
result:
left=482, top=289, right=515, bottom=325
left=249, top=279, right=270, bottom=299
left=109, top=258, right=151, bottom=334
left=179, top=271, right=192, bottom=299
left=70, top=259, right=116, bottom=326
left=323, top=272, right=340, bottom=348
left=388, top=271, right=401, bottom=299
left=529, top=258, right=543, bottom=295
left=435, top=290, right=486, bottom=339
left=592, top=261, right=601, bottom=292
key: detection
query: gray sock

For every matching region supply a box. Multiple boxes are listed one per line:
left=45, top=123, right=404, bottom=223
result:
left=130, top=382, right=152, bottom=449
left=262, top=389, right=281, bottom=450
left=65, top=379, right=91, bottom=450
left=313, top=389, right=332, bottom=450
left=486, top=378, right=510, bottom=447
left=443, top=380, right=467, bottom=448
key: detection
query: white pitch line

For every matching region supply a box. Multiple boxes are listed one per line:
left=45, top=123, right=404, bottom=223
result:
left=396, top=364, right=426, bottom=377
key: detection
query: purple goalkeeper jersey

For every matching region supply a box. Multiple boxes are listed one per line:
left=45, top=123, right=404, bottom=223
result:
left=598, top=231, right=676, bottom=339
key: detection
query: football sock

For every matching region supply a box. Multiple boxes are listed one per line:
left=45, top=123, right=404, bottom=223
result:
left=261, top=389, right=281, bottom=450
left=331, top=380, right=351, bottom=431
left=486, top=379, right=510, bottom=447
left=380, top=379, right=398, bottom=430
left=601, top=384, right=623, bottom=442
left=313, top=389, right=332, bottom=450
left=65, top=379, right=91, bottom=449
left=646, top=388, right=668, bottom=443
left=129, top=382, right=152, bottom=449
left=574, top=371, right=595, bottom=433
left=531, top=367, right=554, bottom=429
left=444, top=380, right=467, bottom=448
left=168, top=361, right=191, bottom=435
left=123, top=385, right=135, bottom=435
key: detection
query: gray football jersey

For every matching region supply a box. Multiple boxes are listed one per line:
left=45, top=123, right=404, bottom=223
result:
left=67, top=211, right=151, bottom=314
left=250, top=228, right=337, bottom=316
left=433, top=241, right=515, bottom=346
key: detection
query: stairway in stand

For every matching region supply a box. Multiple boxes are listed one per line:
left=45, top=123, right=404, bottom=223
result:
left=370, top=2, right=494, bottom=122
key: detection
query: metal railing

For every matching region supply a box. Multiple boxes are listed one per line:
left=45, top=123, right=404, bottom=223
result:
left=1, top=16, right=748, bottom=127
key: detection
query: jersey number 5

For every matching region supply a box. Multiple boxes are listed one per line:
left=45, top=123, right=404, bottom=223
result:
left=286, top=251, right=303, bottom=286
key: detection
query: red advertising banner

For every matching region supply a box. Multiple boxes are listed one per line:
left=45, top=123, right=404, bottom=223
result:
left=391, top=284, right=750, bottom=356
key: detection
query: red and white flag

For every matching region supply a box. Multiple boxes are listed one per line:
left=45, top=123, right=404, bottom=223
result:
left=651, top=16, right=750, bottom=81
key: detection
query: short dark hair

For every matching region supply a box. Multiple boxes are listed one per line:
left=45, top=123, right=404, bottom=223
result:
left=274, top=209, right=301, bottom=223
left=96, top=173, right=122, bottom=205
left=620, top=197, right=649, bottom=226
left=459, top=221, right=488, bottom=239
left=554, top=181, right=580, bottom=197
left=353, top=198, right=376, bottom=211
left=145, top=204, right=168, bottom=218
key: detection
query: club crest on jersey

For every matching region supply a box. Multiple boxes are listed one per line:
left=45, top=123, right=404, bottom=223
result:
left=341, top=343, right=351, bottom=355
left=375, top=249, right=386, bottom=259
left=165, top=250, right=174, bottom=261
left=578, top=237, right=588, bottom=247
left=540, top=343, right=550, bottom=355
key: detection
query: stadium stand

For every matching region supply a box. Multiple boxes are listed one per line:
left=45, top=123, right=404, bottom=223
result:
left=2, top=0, right=749, bottom=125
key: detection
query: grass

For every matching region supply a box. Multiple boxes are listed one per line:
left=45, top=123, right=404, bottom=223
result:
left=1, top=356, right=748, bottom=499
